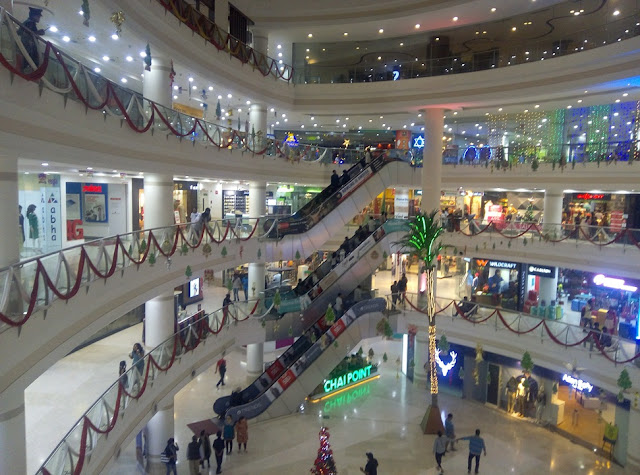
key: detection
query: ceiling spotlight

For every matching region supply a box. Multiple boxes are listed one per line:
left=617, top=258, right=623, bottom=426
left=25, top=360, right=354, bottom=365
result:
left=173, top=95, right=178, bottom=100
left=111, top=33, right=119, bottom=40
left=102, top=55, right=110, bottom=61
left=246, top=100, right=251, bottom=105
left=62, top=35, right=70, bottom=42
left=218, top=95, right=223, bottom=100
left=415, top=24, right=420, bottom=29
left=121, top=77, right=127, bottom=83
left=88, top=35, right=96, bottom=42
left=94, top=67, right=101, bottom=73
left=378, top=28, right=384, bottom=33
left=491, top=7, right=496, bottom=12
left=192, top=85, right=197, bottom=90
left=208, top=86, right=213, bottom=91
left=125, top=55, right=133, bottom=62
left=452, top=16, right=459, bottom=21
left=277, top=44, right=282, bottom=49
left=42, top=162, right=49, bottom=167
left=49, top=26, right=59, bottom=33
left=227, top=93, right=232, bottom=98
left=189, top=77, right=194, bottom=82
left=308, top=33, right=313, bottom=38
left=139, top=51, right=147, bottom=58
left=344, top=32, right=348, bottom=36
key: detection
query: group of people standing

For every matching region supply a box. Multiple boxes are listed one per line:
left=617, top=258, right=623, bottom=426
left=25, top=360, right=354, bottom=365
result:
left=433, top=413, right=488, bottom=474
left=184, top=416, right=248, bottom=474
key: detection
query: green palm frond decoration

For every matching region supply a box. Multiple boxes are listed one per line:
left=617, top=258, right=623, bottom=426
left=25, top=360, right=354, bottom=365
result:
left=395, top=210, right=443, bottom=267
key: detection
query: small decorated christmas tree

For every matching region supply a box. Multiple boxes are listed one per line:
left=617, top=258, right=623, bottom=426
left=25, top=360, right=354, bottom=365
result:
left=310, top=426, right=338, bottom=474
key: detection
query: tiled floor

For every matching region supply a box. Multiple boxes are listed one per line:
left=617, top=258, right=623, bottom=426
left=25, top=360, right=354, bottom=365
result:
left=25, top=271, right=630, bottom=474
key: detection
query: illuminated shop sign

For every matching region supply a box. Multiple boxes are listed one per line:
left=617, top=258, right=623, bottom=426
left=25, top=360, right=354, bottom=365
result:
left=575, top=193, right=609, bottom=200
left=323, top=365, right=372, bottom=393
left=562, top=374, right=593, bottom=393
left=413, top=135, right=425, bottom=149
left=82, top=184, right=102, bottom=193
left=528, top=265, right=556, bottom=278
left=435, top=349, right=457, bottom=376
left=489, top=260, right=518, bottom=270
left=593, top=274, right=637, bottom=292
left=283, top=132, right=299, bottom=147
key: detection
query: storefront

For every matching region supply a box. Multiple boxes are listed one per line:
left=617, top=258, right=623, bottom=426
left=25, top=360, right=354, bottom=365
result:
left=173, top=181, right=200, bottom=223
left=471, top=258, right=525, bottom=311
left=482, top=191, right=543, bottom=226
left=524, top=264, right=562, bottom=319
left=19, top=173, right=62, bottom=255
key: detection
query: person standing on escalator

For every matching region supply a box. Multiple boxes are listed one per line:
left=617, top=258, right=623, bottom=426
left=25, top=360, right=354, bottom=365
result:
left=341, top=170, right=350, bottom=186
left=330, top=170, right=340, bottom=190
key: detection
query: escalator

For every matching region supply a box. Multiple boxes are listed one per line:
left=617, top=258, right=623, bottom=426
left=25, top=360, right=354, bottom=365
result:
left=213, top=219, right=408, bottom=418
left=266, top=152, right=395, bottom=238
left=215, top=298, right=387, bottom=421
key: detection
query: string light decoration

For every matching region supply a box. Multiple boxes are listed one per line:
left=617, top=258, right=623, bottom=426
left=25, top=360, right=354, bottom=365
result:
left=310, top=426, right=338, bottom=475
left=586, top=104, right=611, bottom=162
left=428, top=325, right=438, bottom=394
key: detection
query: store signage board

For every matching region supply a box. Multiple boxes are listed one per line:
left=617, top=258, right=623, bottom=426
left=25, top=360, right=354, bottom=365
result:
left=593, top=274, right=637, bottom=292
left=323, top=365, right=373, bottom=393
left=435, top=349, right=457, bottom=376
left=562, top=374, right=593, bottom=393
left=575, top=193, right=610, bottom=200
left=528, top=265, right=556, bottom=278
left=489, top=260, right=518, bottom=269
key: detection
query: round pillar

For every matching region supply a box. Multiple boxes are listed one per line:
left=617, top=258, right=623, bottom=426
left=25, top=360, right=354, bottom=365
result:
left=252, top=29, right=268, bottom=56
left=0, top=155, right=19, bottom=268
left=249, top=181, right=266, bottom=218
left=538, top=271, right=558, bottom=306
left=0, top=383, right=25, bottom=474
left=248, top=262, right=265, bottom=300
left=249, top=104, right=267, bottom=149
left=145, top=402, right=174, bottom=475
left=143, top=174, right=174, bottom=230
left=421, top=109, right=445, bottom=213
left=143, top=53, right=173, bottom=109
left=145, top=291, right=175, bottom=348
left=543, top=187, right=564, bottom=238
left=246, top=342, right=264, bottom=380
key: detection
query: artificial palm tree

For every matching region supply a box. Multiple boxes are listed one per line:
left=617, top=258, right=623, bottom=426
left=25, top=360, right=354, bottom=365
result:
left=396, top=209, right=444, bottom=434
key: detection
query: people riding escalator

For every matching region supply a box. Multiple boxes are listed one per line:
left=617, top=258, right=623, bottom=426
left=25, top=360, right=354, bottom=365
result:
left=341, top=169, right=350, bottom=186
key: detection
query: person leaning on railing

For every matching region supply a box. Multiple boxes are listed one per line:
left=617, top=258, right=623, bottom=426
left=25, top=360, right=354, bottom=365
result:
left=18, top=7, right=45, bottom=72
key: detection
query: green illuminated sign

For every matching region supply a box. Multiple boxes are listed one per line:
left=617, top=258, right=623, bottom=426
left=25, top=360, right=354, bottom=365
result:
left=323, top=365, right=372, bottom=393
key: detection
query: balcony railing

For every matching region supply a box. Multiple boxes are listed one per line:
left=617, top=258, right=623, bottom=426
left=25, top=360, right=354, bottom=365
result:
left=0, top=218, right=268, bottom=333
left=36, top=298, right=267, bottom=475
left=155, top=0, right=294, bottom=82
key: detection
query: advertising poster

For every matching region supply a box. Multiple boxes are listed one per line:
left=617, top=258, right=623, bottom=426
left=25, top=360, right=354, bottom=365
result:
left=395, top=189, right=410, bottom=218
left=82, top=183, right=108, bottom=223
left=41, top=174, right=62, bottom=253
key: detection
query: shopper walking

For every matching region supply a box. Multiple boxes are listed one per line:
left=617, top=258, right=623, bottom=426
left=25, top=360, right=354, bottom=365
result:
left=215, top=353, right=227, bottom=389
left=232, top=273, right=242, bottom=302
left=444, top=413, right=456, bottom=452
left=236, top=415, right=249, bottom=452
left=162, top=438, right=179, bottom=475
left=199, top=430, right=211, bottom=469
left=129, top=343, right=145, bottom=390
left=458, top=429, right=487, bottom=474
left=360, top=452, right=378, bottom=475
left=187, top=435, right=201, bottom=475
left=212, top=430, right=225, bottom=474
left=433, top=430, right=447, bottom=473
left=223, top=415, right=235, bottom=455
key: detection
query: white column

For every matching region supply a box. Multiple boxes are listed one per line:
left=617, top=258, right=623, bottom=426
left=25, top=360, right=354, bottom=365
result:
left=538, top=272, right=558, bottom=306
left=413, top=331, right=429, bottom=386
left=145, top=402, right=174, bottom=475
left=0, top=155, right=19, bottom=268
left=249, top=104, right=267, bottom=149
left=0, top=383, right=25, bottom=474
left=421, top=109, right=445, bottom=213
left=145, top=291, right=175, bottom=348
left=251, top=29, right=268, bottom=55
left=143, top=174, right=174, bottom=229
left=215, top=0, right=229, bottom=31
left=248, top=262, right=265, bottom=300
left=142, top=53, right=173, bottom=109
left=246, top=342, right=264, bottom=380
left=249, top=181, right=266, bottom=218
left=543, top=187, right=564, bottom=238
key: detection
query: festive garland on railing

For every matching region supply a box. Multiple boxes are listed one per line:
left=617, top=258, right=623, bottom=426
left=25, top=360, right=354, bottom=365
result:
left=405, top=296, right=640, bottom=364
left=39, top=302, right=259, bottom=475
left=455, top=221, right=640, bottom=248
left=0, top=220, right=258, bottom=327
left=156, top=0, right=293, bottom=81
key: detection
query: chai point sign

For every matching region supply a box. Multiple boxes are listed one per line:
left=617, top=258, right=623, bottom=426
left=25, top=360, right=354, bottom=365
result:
left=323, top=365, right=373, bottom=393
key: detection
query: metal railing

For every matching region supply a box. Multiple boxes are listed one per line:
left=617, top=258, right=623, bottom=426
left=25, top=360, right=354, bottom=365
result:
left=36, top=297, right=268, bottom=475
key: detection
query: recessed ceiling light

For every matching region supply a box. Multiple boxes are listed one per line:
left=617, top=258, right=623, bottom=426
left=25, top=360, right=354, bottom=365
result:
left=49, top=26, right=58, bottom=33
left=308, top=33, right=313, bottom=38
left=227, top=93, right=232, bottom=98
left=87, top=167, right=93, bottom=170
left=78, top=10, right=83, bottom=15
left=306, top=48, right=310, bottom=52
left=188, top=77, right=194, bottom=82
left=534, top=104, right=540, bottom=108
left=452, top=17, right=459, bottom=21
left=511, top=27, right=517, bottom=31
left=126, top=55, right=133, bottom=62
left=246, top=100, right=251, bottom=105
left=310, top=116, right=315, bottom=120
left=491, top=7, right=496, bottom=12
left=218, top=95, right=223, bottom=100
left=42, top=162, right=49, bottom=166
left=121, top=78, right=127, bottom=83
left=62, top=35, right=70, bottom=42
left=277, top=44, right=282, bottom=49
left=94, top=67, right=101, bottom=73
left=88, top=35, right=96, bottom=42
left=111, top=33, right=119, bottom=40
left=192, top=85, right=197, bottom=90
left=139, top=51, right=147, bottom=58
left=378, top=28, right=384, bottom=34
left=173, top=95, right=178, bottom=100
left=343, top=32, right=348, bottom=36
left=613, top=10, right=620, bottom=16
left=498, top=108, right=503, bottom=111
left=102, top=55, right=110, bottom=61
left=577, top=99, right=583, bottom=103
left=208, top=86, right=213, bottom=91
left=623, top=92, right=629, bottom=97
left=415, top=24, right=420, bottom=29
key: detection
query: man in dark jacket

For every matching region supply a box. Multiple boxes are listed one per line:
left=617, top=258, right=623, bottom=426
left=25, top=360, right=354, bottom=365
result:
left=19, top=8, right=45, bottom=71
left=187, top=435, right=201, bottom=474
left=330, top=170, right=340, bottom=189
left=212, top=431, right=225, bottom=474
